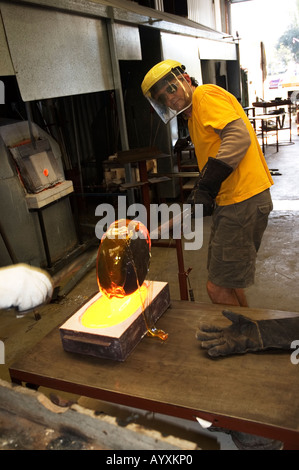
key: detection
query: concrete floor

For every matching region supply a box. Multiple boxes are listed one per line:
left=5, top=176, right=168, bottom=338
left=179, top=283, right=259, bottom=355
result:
left=0, top=121, right=298, bottom=450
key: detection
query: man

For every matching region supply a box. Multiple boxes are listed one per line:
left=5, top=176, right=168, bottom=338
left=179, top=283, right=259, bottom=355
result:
left=141, top=60, right=273, bottom=307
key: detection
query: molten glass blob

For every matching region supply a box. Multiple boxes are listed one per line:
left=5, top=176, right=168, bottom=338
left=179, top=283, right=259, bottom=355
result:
left=80, top=283, right=149, bottom=329
left=82, top=219, right=168, bottom=340
left=96, top=219, right=151, bottom=299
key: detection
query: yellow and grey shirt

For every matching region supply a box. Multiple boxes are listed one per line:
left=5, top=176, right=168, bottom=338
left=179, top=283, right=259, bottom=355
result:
left=188, top=84, right=273, bottom=206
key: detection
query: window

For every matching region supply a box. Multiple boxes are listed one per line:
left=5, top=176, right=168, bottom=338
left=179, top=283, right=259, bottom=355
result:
left=130, top=0, right=188, bottom=16
left=163, top=0, right=188, bottom=16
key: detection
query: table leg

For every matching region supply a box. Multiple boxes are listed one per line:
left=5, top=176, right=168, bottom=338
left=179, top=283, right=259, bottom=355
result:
left=261, top=120, right=265, bottom=153
left=175, top=239, right=189, bottom=300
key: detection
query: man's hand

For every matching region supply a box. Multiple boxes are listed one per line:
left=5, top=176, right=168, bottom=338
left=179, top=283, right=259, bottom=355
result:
left=174, top=136, right=191, bottom=152
left=196, top=310, right=263, bottom=357
left=187, top=186, right=215, bottom=216
left=187, top=157, right=233, bottom=217
left=0, top=264, right=53, bottom=312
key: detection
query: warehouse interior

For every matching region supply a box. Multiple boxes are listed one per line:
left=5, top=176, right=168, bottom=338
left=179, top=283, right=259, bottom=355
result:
left=0, top=0, right=298, bottom=452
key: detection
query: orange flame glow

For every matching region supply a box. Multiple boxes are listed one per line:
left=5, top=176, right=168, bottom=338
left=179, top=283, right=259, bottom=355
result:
left=80, top=283, right=149, bottom=329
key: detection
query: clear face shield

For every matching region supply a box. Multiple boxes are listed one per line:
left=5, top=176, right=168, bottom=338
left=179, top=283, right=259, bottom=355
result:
left=144, top=70, right=193, bottom=124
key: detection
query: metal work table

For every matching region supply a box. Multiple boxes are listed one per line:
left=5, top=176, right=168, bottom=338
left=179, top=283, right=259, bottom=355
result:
left=250, top=114, right=285, bottom=153
left=9, top=300, right=299, bottom=449
left=251, top=99, right=292, bottom=153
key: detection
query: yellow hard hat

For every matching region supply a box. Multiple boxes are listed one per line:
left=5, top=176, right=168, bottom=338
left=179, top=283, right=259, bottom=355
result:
left=141, top=60, right=183, bottom=97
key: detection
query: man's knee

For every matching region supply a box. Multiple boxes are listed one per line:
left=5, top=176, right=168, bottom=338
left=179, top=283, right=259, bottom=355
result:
left=206, top=280, right=243, bottom=306
left=206, top=280, right=220, bottom=299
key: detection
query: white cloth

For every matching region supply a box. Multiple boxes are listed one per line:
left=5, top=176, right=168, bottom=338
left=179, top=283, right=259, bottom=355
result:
left=0, top=264, right=53, bottom=312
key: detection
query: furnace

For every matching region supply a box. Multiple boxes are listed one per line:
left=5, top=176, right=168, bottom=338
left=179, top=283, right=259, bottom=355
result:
left=60, top=219, right=170, bottom=361
left=0, top=121, right=77, bottom=268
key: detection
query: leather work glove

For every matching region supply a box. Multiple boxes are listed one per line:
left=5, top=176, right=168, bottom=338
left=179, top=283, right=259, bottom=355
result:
left=0, top=264, right=53, bottom=312
left=187, top=157, right=233, bottom=216
left=196, top=310, right=299, bottom=357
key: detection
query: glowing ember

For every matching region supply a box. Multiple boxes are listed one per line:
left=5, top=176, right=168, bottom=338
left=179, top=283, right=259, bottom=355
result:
left=81, top=284, right=149, bottom=329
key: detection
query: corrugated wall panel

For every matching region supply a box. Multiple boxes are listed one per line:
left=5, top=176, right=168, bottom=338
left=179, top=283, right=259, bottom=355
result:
left=187, top=0, right=216, bottom=30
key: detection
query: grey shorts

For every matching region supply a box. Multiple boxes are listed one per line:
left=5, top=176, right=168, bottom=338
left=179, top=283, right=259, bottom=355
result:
left=207, top=189, right=273, bottom=289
